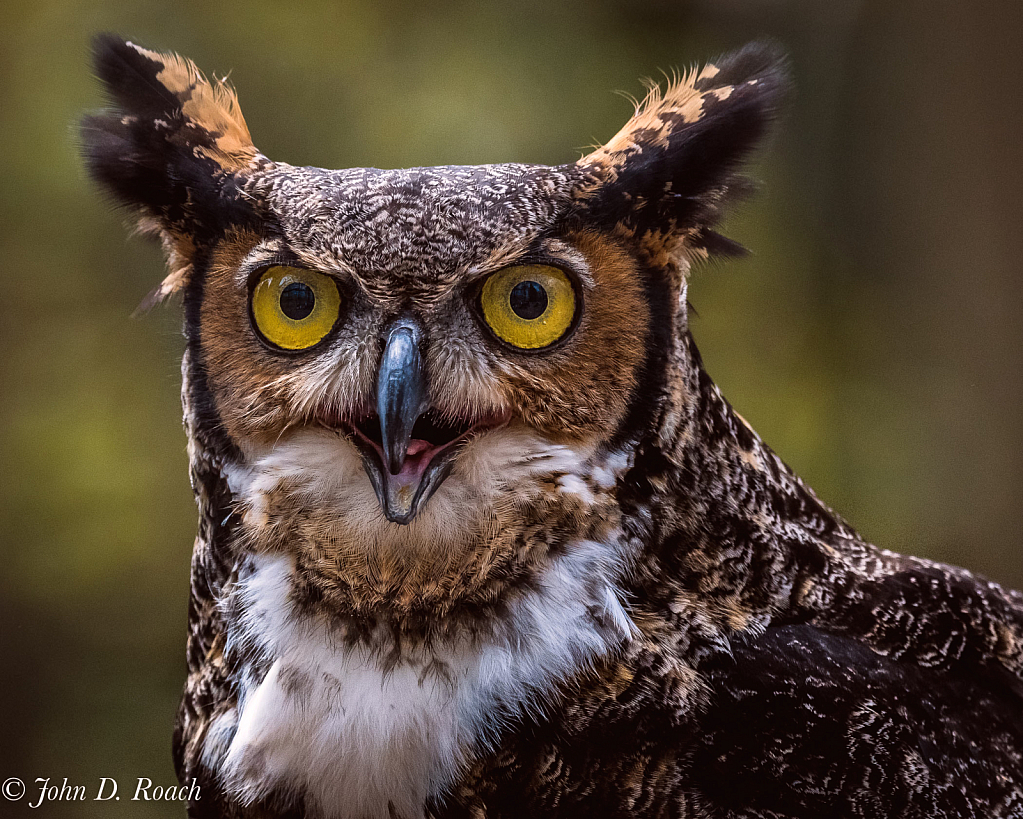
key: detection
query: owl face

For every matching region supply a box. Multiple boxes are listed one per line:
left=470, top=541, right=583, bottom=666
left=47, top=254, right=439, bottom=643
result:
left=83, top=37, right=784, bottom=596
left=197, top=163, right=653, bottom=528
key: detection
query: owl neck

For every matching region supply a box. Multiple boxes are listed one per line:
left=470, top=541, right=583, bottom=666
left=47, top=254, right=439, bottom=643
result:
left=618, top=328, right=860, bottom=648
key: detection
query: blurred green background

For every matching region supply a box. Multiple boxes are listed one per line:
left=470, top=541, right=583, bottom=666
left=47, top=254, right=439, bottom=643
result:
left=1, top=0, right=1021, bottom=816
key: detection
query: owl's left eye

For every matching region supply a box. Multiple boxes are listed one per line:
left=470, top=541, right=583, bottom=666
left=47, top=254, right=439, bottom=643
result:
left=479, top=264, right=578, bottom=350
left=250, top=266, right=342, bottom=351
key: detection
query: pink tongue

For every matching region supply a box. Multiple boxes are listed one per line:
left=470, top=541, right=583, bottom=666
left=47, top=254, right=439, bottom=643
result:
left=391, top=439, right=438, bottom=484
left=405, top=438, right=434, bottom=457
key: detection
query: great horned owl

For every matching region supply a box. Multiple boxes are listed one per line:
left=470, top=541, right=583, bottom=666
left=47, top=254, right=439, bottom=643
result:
left=82, top=35, right=1023, bottom=819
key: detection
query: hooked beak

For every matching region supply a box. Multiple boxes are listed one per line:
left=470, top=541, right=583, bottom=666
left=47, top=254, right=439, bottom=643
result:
left=377, top=321, right=428, bottom=476
left=340, top=320, right=509, bottom=525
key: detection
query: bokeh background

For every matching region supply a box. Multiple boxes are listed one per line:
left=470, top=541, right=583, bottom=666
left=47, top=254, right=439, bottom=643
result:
left=2, top=0, right=1021, bottom=816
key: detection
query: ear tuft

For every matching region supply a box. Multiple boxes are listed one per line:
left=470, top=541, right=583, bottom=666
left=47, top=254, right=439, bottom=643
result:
left=81, top=35, right=258, bottom=231
left=573, top=41, right=789, bottom=261
left=81, top=35, right=263, bottom=306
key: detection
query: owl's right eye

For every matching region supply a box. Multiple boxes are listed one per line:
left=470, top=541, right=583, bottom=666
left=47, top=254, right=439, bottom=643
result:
left=250, top=266, right=342, bottom=351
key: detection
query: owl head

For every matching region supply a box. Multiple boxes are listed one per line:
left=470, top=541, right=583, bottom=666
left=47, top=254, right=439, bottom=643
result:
left=82, top=36, right=785, bottom=605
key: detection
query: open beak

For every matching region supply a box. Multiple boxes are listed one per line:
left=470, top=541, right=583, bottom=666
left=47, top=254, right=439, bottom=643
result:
left=339, top=320, right=508, bottom=525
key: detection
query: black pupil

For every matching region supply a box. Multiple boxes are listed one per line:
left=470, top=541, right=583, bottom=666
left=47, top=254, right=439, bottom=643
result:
left=280, top=282, right=315, bottom=320
left=509, top=280, right=548, bottom=320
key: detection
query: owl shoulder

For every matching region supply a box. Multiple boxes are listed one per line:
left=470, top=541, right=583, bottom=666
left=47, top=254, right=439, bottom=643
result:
left=688, top=621, right=1023, bottom=817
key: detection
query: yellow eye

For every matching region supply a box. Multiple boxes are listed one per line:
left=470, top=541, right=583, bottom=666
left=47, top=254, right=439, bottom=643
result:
left=480, top=265, right=577, bottom=350
left=250, top=266, right=341, bottom=351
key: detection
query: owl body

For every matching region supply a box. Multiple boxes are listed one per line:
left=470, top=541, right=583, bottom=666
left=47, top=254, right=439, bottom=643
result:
left=83, top=37, right=1023, bottom=819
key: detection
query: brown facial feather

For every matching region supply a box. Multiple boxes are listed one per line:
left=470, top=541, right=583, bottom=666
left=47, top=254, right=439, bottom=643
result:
left=494, top=230, right=651, bottom=437
left=196, top=212, right=652, bottom=451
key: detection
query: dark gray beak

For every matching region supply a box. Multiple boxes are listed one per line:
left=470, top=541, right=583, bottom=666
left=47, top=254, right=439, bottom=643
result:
left=353, top=319, right=456, bottom=525
left=377, top=320, right=429, bottom=475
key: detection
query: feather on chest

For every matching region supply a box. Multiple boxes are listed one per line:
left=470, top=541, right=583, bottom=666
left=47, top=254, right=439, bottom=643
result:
left=204, top=545, right=635, bottom=819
